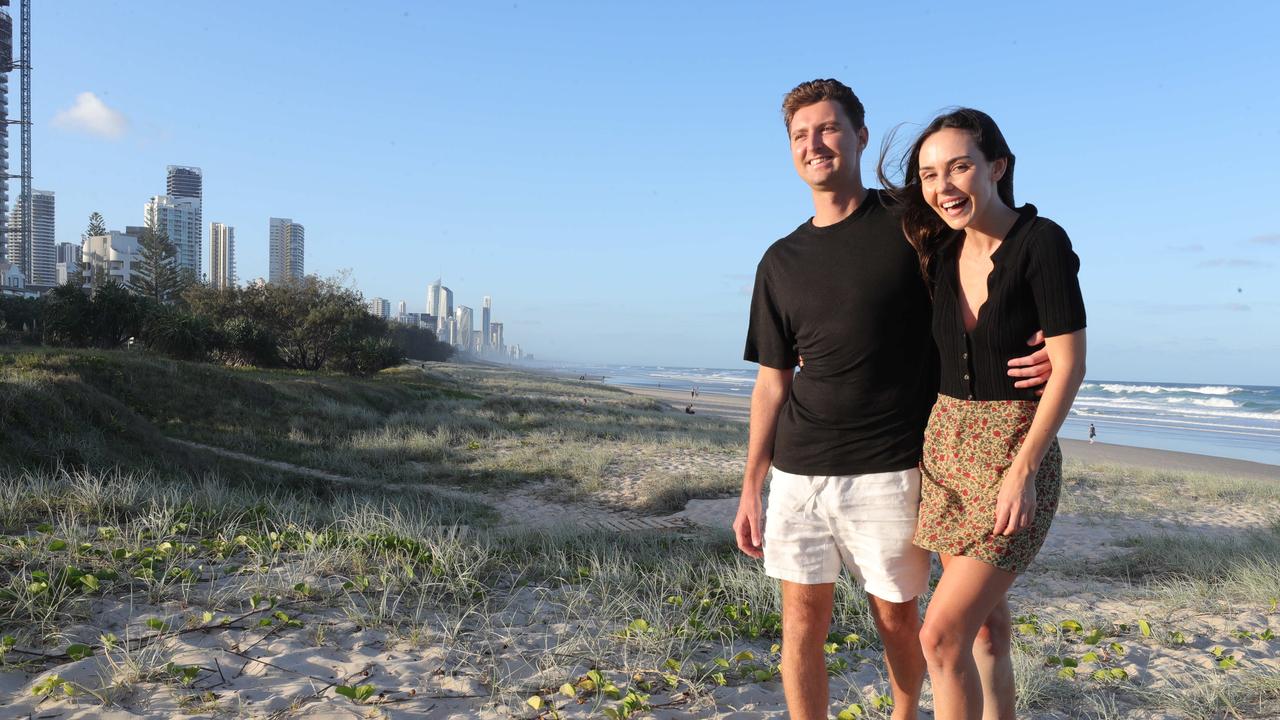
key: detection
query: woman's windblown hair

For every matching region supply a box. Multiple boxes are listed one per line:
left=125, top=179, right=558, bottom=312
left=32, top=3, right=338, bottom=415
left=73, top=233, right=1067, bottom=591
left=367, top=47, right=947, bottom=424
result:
left=877, top=108, right=1015, bottom=288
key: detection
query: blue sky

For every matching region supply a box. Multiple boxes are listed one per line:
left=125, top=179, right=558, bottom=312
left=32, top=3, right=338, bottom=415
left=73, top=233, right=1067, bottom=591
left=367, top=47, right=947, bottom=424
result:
left=34, top=1, right=1280, bottom=385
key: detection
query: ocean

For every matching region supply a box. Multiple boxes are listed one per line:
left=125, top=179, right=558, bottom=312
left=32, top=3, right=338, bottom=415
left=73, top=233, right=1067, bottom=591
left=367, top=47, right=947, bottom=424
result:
left=540, top=363, right=1280, bottom=468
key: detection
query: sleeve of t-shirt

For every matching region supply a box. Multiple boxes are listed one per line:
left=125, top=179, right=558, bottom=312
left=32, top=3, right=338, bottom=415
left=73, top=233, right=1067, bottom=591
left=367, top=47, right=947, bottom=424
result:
left=1026, top=222, right=1087, bottom=337
left=743, top=259, right=797, bottom=368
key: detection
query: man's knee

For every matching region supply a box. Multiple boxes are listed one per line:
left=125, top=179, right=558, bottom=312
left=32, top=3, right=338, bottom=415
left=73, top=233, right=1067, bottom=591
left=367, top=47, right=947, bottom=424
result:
left=868, top=596, right=921, bottom=639
left=781, top=582, right=834, bottom=641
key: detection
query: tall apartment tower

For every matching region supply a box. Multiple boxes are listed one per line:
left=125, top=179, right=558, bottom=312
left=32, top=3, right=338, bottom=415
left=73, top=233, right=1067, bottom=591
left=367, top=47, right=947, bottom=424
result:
left=488, top=322, right=504, bottom=354
left=145, top=195, right=200, bottom=276
left=454, top=306, right=473, bottom=349
left=0, top=8, right=11, bottom=261
left=209, top=222, right=235, bottom=290
left=5, top=189, right=54, bottom=286
left=369, top=297, right=390, bottom=319
left=481, top=296, right=491, bottom=350
left=163, top=165, right=203, bottom=275
left=268, top=217, right=305, bottom=283
left=425, top=279, right=453, bottom=335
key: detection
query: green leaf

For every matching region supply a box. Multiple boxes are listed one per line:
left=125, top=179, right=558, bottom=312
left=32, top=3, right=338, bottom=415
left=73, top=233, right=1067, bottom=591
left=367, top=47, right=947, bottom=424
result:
left=627, top=618, right=649, bottom=634
left=66, top=644, right=93, bottom=660
left=526, top=695, right=543, bottom=710
left=1060, top=620, right=1083, bottom=633
left=1061, top=657, right=1079, bottom=668
left=1016, top=622, right=1039, bottom=635
left=838, top=704, right=865, bottom=719
left=49, top=539, right=68, bottom=551
left=1209, top=645, right=1225, bottom=658
left=146, top=618, right=167, bottom=631
left=559, top=683, right=577, bottom=697
left=1218, top=656, right=1238, bottom=669
left=79, top=574, right=100, bottom=592
left=1110, top=668, right=1128, bottom=680
left=335, top=684, right=375, bottom=702
left=732, top=650, right=755, bottom=663
left=1081, top=651, right=1100, bottom=664
left=1137, top=619, right=1152, bottom=637
left=202, top=611, right=215, bottom=624
left=713, top=657, right=730, bottom=668
left=1057, top=667, right=1077, bottom=679
left=1084, top=628, right=1104, bottom=645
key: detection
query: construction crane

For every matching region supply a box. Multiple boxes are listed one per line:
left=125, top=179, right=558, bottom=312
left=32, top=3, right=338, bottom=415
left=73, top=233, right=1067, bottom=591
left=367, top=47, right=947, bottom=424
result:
left=0, top=0, right=28, bottom=273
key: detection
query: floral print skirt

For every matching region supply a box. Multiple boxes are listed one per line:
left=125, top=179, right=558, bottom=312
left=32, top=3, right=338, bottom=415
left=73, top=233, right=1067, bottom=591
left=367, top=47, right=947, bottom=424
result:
left=913, top=394, right=1061, bottom=574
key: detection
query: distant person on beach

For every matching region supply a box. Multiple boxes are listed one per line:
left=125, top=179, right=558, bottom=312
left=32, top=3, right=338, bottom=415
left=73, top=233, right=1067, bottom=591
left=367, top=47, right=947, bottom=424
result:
left=734, top=79, right=1053, bottom=720
left=684, top=404, right=695, bottom=414
left=1089, top=423, right=1097, bottom=444
left=881, top=108, right=1086, bottom=719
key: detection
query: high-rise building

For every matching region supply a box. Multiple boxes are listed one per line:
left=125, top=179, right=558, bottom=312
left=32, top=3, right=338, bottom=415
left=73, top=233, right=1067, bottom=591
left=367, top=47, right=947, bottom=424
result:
left=489, top=321, right=504, bottom=354
left=55, top=241, right=79, bottom=285
left=166, top=165, right=202, bottom=200
left=209, top=222, right=235, bottom=290
left=5, top=190, right=54, bottom=287
left=0, top=8, right=10, bottom=263
left=268, top=217, right=305, bottom=283
left=426, top=280, right=453, bottom=335
left=81, top=230, right=142, bottom=287
left=145, top=195, right=201, bottom=276
left=454, top=306, right=473, bottom=349
left=369, top=297, right=390, bottom=319
left=167, top=167, right=202, bottom=275
left=482, top=296, right=491, bottom=350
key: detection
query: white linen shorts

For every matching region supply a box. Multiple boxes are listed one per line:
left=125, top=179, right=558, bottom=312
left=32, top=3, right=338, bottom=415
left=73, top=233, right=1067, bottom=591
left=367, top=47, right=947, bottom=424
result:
left=763, top=466, right=931, bottom=602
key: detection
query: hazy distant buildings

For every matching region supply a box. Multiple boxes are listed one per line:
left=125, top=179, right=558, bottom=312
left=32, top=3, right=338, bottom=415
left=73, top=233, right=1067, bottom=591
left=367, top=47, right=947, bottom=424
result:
left=0, top=9, right=9, bottom=264
left=426, top=280, right=453, bottom=335
left=5, top=190, right=55, bottom=287
left=268, top=217, right=305, bottom=283
left=81, top=229, right=143, bottom=287
left=145, top=195, right=201, bottom=276
left=488, top=321, right=504, bottom=354
left=369, top=296, right=390, bottom=319
left=482, top=296, right=491, bottom=350
left=209, top=222, right=235, bottom=290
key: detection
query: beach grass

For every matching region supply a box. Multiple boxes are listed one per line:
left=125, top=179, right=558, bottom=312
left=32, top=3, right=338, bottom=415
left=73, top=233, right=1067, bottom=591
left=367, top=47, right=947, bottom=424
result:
left=3, top=347, right=1278, bottom=717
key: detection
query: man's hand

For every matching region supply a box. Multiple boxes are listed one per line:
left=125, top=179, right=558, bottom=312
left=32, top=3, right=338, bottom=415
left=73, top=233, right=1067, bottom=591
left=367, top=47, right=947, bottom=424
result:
left=733, top=492, right=765, bottom=559
left=1008, top=330, right=1051, bottom=395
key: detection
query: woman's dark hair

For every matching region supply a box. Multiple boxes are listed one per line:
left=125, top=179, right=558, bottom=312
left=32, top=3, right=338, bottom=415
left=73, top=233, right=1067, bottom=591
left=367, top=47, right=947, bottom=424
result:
left=877, top=108, right=1016, bottom=286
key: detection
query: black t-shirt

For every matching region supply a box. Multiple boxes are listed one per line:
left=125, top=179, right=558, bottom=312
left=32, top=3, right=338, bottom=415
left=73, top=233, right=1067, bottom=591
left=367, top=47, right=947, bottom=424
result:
left=933, top=205, right=1086, bottom=401
left=744, top=190, right=936, bottom=476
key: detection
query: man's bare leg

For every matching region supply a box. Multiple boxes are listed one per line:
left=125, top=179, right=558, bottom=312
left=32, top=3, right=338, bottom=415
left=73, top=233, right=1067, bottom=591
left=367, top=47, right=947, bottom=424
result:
left=867, top=595, right=926, bottom=720
left=780, top=580, right=835, bottom=720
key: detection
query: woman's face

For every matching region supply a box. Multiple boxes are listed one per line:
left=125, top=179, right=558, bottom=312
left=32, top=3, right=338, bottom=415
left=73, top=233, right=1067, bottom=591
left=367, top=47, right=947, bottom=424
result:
left=917, top=127, right=1006, bottom=231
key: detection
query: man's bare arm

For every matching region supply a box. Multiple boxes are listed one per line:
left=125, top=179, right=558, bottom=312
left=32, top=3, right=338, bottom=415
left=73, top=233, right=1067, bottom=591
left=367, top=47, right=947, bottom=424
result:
left=733, top=365, right=794, bottom=558
left=1008, top=330, right=1052, bottom=393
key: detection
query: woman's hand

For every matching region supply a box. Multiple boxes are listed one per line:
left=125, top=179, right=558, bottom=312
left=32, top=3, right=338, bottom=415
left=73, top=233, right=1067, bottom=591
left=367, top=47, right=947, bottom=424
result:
left=993, top=464, right=1037, bottom=536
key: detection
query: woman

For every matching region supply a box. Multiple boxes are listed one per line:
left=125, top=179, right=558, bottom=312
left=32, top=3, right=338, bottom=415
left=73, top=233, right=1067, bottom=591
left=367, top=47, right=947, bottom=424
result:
left=880, top=109, right=1087, bottom=720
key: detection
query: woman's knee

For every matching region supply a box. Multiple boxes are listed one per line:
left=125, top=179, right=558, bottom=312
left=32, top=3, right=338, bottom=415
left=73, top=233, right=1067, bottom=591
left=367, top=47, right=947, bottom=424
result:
left=919, top=617, right=969, bottom=667
left=973, top=606, right=1012, bottom=659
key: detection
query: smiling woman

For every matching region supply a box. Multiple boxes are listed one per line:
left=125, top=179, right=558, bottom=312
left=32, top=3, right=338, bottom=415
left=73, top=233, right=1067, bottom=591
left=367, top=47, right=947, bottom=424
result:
left=881, top=108, right=1088, bottom=720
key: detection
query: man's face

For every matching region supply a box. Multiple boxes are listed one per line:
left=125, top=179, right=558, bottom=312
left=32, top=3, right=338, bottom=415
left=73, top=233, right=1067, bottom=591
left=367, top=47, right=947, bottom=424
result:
left=788, top=100, right=868, bottom=192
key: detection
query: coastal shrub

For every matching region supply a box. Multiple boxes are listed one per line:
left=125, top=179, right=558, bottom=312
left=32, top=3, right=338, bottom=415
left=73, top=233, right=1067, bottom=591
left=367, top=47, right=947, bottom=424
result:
left=141, top=306, right=213, bottom=362
left=87, top=281, right=149, bottom=349
left=39, top=283, right=92, bottom=347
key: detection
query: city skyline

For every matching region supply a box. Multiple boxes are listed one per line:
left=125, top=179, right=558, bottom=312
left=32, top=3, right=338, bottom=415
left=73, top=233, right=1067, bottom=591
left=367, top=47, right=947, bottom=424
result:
left=26, top=1, right=1280, bottom=383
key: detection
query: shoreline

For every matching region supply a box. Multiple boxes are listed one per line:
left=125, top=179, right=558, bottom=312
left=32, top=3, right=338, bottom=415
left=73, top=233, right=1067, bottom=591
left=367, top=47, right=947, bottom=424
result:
left=624, top=385, right=1280, bottom=482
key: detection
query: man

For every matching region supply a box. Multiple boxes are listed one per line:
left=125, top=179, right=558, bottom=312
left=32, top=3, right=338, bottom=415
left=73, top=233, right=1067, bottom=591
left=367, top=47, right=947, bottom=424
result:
left=733, top=79, right=1050, bottom=720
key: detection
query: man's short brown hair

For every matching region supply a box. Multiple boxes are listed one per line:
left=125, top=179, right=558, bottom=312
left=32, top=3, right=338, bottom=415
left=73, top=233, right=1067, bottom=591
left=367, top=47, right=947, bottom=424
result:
left=782, top=79, right=866, bottom=132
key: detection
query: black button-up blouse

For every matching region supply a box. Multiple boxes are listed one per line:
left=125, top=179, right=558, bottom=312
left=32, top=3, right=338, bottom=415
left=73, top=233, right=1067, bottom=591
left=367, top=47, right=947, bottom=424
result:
left=933, top=204, right=1086, bottom=401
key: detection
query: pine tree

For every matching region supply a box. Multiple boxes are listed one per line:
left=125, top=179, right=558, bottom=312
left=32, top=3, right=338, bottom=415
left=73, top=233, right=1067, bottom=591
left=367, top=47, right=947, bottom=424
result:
left=130, top=220, right=185, bottom=303
left=74, top=212, right=109, bottom=287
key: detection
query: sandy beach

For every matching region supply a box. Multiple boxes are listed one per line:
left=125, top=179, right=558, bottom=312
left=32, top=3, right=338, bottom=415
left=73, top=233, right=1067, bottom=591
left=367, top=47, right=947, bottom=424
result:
left=2, top=356, right=1277, bottom=719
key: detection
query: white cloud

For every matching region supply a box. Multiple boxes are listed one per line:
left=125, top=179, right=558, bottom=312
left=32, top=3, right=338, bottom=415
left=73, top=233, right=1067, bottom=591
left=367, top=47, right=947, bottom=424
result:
left=52, top=92, right=128, bottom=139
